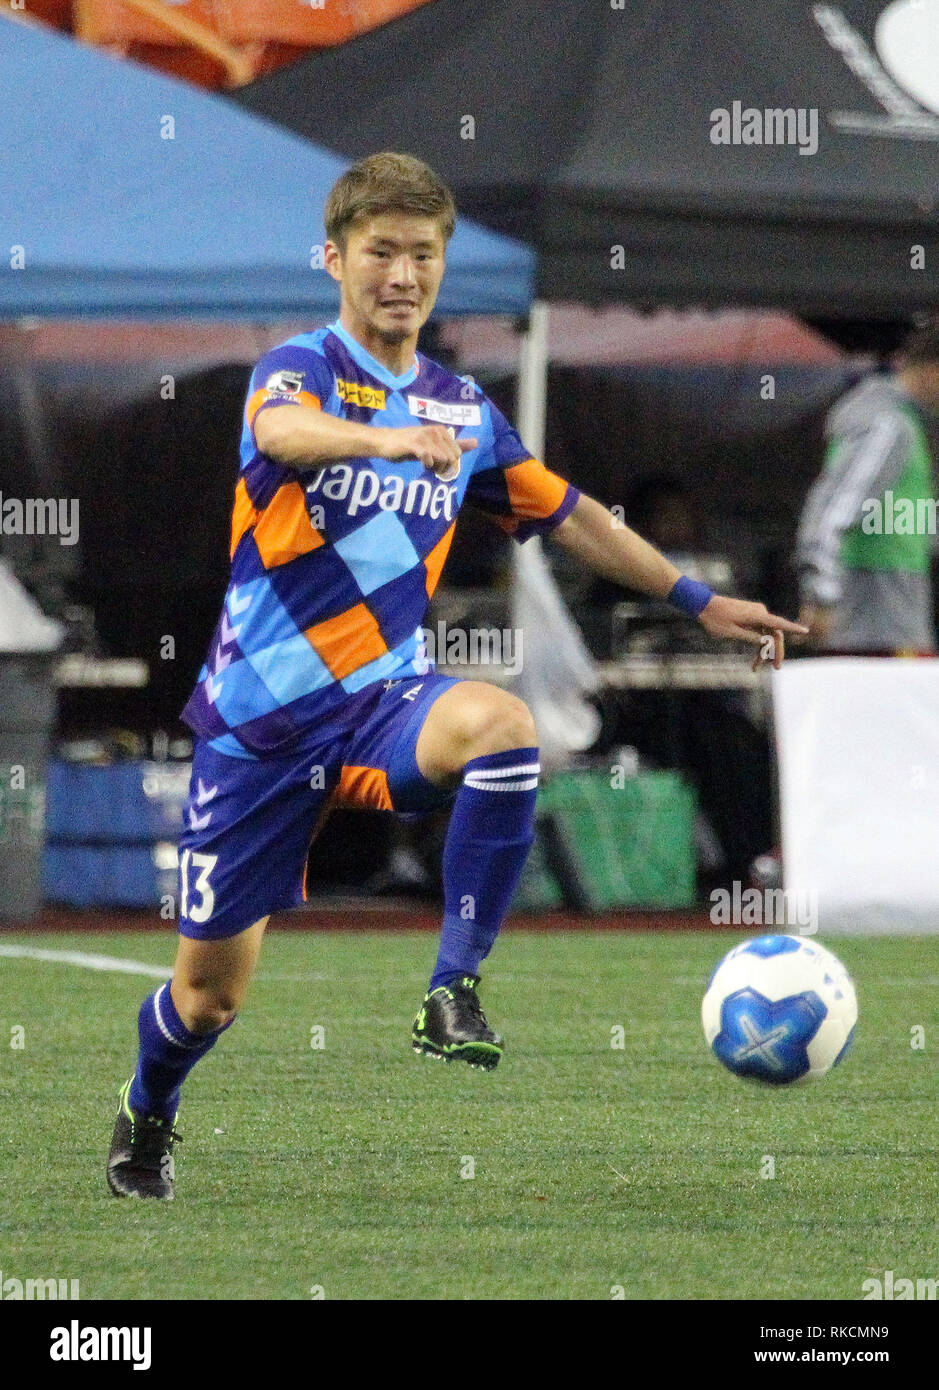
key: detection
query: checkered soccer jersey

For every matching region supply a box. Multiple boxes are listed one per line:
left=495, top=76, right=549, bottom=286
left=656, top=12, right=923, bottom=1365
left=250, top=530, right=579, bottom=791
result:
left=180, top=319, right=581, bottom=759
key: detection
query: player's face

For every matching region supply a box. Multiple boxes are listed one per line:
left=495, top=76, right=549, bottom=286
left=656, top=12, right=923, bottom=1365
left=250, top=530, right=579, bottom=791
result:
left=328, top=214, right=446, bottom=346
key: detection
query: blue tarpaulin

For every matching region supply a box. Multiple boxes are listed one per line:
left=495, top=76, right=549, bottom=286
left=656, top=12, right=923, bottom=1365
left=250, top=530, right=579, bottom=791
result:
left=0, top=16, right=533, bottom=319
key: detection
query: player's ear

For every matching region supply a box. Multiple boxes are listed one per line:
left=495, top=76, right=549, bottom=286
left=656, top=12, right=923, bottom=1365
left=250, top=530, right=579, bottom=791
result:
left=323, top=240, right=343, bottom=284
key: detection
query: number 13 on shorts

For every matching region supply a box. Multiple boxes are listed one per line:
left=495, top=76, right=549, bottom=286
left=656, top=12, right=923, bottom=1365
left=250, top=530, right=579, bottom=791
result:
left=179, top=849, right=219, bottom=924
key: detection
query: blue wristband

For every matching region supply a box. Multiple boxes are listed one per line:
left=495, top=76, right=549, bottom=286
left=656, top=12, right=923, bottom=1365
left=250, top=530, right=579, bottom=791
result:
left=668, top=575, right=714, bottom=618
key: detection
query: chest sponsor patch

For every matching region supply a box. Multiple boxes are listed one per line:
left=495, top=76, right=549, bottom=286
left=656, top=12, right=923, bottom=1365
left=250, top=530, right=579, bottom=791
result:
left=407, top=395, right=482, bottom=427
left=336, top=379, right=387, bottom=410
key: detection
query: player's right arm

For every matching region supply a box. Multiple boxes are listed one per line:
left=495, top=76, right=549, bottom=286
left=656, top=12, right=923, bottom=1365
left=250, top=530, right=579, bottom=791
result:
left=254, top=403, right=476, bottom=475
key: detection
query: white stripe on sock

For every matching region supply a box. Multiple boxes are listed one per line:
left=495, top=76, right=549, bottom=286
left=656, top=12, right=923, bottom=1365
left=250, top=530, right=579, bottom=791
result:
left=464, top=774, right=541, bottom=791
left=464, top=762, right=540, bottom=782
left=152, top=983, right=202, bottom=1050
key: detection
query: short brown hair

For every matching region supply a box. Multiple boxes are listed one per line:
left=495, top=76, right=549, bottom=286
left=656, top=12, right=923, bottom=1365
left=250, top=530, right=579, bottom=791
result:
left=324, top=151, right=456, bottom=253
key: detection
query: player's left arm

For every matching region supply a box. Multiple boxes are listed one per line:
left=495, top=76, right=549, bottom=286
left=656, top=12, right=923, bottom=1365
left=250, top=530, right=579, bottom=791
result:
left=550, top=493, right=808, bottom=668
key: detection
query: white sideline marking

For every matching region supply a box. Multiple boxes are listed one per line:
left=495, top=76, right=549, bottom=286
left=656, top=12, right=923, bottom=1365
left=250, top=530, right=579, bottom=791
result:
left=0, top=944, right=171, bottom=978
left=0, top=947, right=332, bottom=985
left=255, top=972, right=329, bottom=982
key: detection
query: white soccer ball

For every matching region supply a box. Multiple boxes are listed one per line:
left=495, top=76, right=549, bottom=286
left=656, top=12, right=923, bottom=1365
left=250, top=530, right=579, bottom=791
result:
left=701, top=934, right=857, bottom=1085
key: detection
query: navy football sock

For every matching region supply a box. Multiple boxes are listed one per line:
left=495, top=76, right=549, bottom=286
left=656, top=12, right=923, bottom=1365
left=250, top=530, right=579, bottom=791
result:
left=429, top=746, right=539, bottom=991
left=128, top=983, right=233, bottom=1122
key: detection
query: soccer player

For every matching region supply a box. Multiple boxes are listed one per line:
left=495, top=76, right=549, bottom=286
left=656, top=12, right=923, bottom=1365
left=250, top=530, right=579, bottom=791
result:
left=107, top=152, right=805, bottom=1198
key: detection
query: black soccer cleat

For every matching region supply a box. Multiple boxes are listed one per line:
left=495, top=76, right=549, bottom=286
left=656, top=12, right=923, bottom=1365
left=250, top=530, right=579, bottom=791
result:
left=106, top=1080, right=182, bottom=1200
left=411, top=974, right=504, bottom=1070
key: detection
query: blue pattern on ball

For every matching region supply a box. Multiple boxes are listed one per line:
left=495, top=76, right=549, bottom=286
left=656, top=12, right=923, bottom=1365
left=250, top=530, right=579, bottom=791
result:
left=738, top=935, right=803, bottom=959
left=832, top=1021, right=856, bottom=1068
left=712, top=987, right=827, bottom=1084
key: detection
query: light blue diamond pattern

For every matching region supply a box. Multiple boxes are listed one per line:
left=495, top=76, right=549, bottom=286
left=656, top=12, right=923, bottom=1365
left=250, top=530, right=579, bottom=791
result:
left=226, top=578, right=297, bottom=656
left=333, top=511, right=420, bottom=597
left=341, top=650, right=403, bottom=694
left=211, top=657, right=281, bottom=727
left=245, top=633, right=334, bottom=706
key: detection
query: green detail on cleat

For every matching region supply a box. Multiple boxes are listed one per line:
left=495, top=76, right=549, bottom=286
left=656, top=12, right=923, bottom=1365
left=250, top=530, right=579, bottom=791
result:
left=119, top=1078, right=134, bottom=1121
left=118, top=1077, right=178, bottom=1132
left=410, top=1034, right=503, bottom=1069
left=411, top=972, right=503, bottom=1070
left=413, top=1038, right=502, bottom=1057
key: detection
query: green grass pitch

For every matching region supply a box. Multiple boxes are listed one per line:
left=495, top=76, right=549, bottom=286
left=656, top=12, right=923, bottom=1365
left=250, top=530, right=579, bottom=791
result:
left=1, top=928, right=936, bottom=1300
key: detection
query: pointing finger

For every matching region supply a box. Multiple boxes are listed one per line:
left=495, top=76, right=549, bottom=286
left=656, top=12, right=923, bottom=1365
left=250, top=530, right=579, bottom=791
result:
left=761, top=612, right=809, bottom=635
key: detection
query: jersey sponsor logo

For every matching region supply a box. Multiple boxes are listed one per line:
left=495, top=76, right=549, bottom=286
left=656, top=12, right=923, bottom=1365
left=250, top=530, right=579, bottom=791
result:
left=265, top=369, right=305, bottom=394
left=336, top=378, right=387, bottom=410
left=306, top=463, right=456, bottom=521
left=407, top=394, right=482, bottom=426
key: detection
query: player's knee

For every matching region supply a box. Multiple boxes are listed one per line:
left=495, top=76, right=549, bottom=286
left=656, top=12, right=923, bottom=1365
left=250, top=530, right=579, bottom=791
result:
left=458, top=694, right=538, bottom=761
left=174, top=986, right=238, bottom=1035
left=188, top=1000, right=237, bottom=1035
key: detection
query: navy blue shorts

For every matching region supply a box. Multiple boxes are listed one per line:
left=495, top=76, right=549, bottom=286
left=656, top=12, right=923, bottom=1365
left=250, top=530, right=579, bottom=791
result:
left=176, top=673, right=460, bottom=940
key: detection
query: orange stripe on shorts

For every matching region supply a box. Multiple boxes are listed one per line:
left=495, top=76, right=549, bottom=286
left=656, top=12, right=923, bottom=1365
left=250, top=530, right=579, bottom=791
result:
left=335, top=764, right=392, bottom=811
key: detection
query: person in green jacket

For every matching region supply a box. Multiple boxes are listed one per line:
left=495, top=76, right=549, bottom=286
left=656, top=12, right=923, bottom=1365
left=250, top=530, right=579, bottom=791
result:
left=796, top=322, right=939, bottom=655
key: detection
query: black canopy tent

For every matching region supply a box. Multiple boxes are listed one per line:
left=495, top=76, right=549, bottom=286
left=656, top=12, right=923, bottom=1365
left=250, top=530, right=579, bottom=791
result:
left=232, top=0, right=939, bottom=320
left=231, top=0, right=939, bottom=872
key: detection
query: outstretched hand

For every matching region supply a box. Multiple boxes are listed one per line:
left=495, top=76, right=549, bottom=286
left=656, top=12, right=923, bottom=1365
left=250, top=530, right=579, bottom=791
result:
left=698, top=595, right=810, bottom=671
left=378, top=424, right=477, bottom=481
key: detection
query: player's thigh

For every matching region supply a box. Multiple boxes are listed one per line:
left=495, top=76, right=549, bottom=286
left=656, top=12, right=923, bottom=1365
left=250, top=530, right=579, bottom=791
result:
left=414, top=679, right=537, bottom=782
left=175, top=739, right=338, bottom=960
left=171, top=914, right=269, bottom=1027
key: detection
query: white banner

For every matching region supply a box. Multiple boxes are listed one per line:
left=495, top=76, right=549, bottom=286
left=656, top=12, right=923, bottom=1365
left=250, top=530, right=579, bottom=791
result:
left=772, top=658, right=939, bottom=933
left=0, top=559, right=64, bottom=653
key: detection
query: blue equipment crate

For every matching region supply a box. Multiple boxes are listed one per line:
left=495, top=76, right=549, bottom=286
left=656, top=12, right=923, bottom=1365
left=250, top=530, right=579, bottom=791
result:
left=45, top=761, right=191, bottom=842
left=43, top=842, right=179, bottom=909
